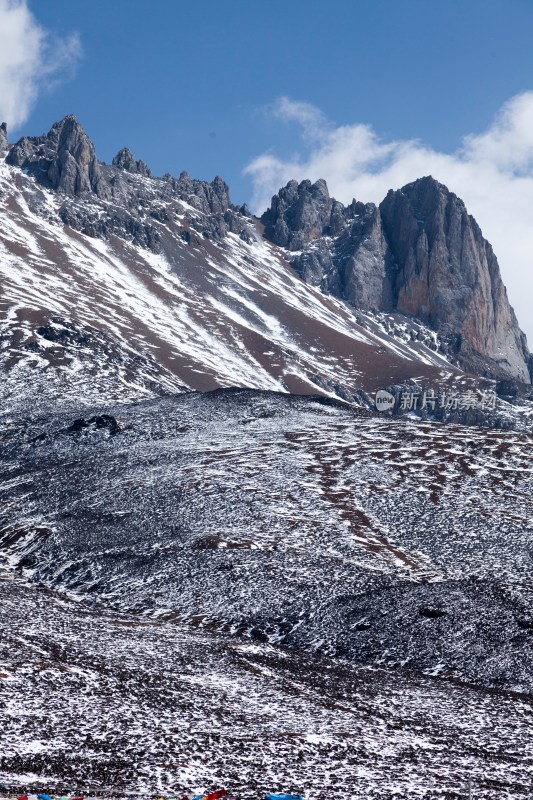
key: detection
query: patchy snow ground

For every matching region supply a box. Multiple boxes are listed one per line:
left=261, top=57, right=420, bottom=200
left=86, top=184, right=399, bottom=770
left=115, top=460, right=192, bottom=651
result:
left=0, top=572, right=532, bottom=800
left=1, top=390, right=531, bottom=695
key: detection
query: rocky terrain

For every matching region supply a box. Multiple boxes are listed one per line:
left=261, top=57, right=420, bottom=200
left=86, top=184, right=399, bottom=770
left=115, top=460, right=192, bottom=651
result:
left=0, top=115, right=531, bottom=417
left=0, top=147, right=462, bottom=413
left=1, top=390, right=532, bottom=693
left=0, top=115, right=532, bottom=798
left=1, top=572, right=532, bottom=800
left=262, top=177, right=531, bottom=383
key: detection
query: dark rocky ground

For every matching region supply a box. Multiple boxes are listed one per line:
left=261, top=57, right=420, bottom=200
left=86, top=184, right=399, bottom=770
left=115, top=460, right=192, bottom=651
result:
left=1, top=390, right=532, bottom=696
left=0, top=572, right=532, bottom=799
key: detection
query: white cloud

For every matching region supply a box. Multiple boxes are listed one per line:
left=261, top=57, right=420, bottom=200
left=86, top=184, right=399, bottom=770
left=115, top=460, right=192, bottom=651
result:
left=0, top=0, right=81, bottom=129
left=271, top=97, right=327, bottom=143
left=245, top=93, right=533, bottom=347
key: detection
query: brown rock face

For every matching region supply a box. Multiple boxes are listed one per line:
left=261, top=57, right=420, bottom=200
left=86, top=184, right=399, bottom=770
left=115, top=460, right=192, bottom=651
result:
left=380, top=177, right=530, bottom=382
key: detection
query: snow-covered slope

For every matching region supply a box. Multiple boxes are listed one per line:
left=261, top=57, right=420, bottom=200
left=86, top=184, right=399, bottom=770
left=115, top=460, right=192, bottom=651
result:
left=0, top=160, right=461, bottom=410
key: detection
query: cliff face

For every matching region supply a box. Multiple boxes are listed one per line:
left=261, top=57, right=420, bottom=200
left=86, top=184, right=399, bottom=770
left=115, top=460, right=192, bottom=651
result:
left=0, top=122, right=8, bottom=155
left=263, top=176, right=531, bottom=383
left=380, top=178, right=530, bottom=382
left=262, top=179, right=394, bottom=312
left=261, top=178, right=335, bottom=249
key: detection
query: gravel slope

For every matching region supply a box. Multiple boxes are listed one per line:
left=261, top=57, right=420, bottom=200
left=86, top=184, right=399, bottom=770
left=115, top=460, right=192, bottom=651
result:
left=1, top=573, right=532, bottom=800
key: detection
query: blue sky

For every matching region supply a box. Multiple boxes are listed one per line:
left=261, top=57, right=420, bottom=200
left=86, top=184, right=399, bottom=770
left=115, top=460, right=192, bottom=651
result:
left=1, top=0, right=533, bottom=337
left=13, top=0, right=533, bottom=202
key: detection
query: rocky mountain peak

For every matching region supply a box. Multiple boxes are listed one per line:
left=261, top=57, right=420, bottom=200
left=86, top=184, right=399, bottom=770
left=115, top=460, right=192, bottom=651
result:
left=379, top=176, right=530, bottom=381
left=211, top=175, right=232, bottom=211
left=261, top=173, right=530, bottom=382
left=0, top=122, right=8, bottom=154
left=2, top=113, right=530, bottom=385
left=261, top=177, right=338, bottom=250
left=6, top=114, right=110, bottom=198
left=112, top=147, right=152, bottom=177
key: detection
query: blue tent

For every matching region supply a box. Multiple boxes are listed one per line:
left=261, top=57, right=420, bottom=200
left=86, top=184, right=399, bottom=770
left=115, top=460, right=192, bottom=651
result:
left=265, top=794, right=304, bottom=800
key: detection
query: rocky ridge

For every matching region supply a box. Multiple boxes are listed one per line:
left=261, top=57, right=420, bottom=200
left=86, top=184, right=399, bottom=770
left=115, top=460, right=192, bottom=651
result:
left=0, top=118, right=472, bottom=415
left=262, top=178, right=531, bottom=383
left=0, top=113, right=531, bottom=400
left=4, top=116, right=251, bottom=249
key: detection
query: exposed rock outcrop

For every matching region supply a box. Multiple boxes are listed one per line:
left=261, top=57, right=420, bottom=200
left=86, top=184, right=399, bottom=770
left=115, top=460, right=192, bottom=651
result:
left=380, top=177, right=531, bottom=383
left=6, top=115, right=110, bottom=198
left=0, top=122, right=8, bottom=155
left=3, top=113, right=530, bottom=384
left=264, top=181, right=394, bottom=312
left=163, top=171, right=232, bottom=215
left=263, top=176, right=530, bottom=382
left=5, top=115, right=233, bottom=213
left=262, top=178, right=336, bottom=249
left=4, top=115, right=247, bottom=248
left=112, top=147, right=152, bottom=177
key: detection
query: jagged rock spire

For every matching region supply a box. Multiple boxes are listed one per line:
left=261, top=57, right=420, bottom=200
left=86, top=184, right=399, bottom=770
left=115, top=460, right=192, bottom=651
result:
left=6, top=115, right=109, bottom=198
left=112, top=147, right=151, bottom=178
left=0, top=122, right=8, bottom=154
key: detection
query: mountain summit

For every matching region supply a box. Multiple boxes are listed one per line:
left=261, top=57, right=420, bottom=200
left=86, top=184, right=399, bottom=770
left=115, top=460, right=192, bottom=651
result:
left=6, top=114, right=109, bottom=197
left=263, top=176, right=531, bottom=383
left=0, top=115, right=530, bottom=414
